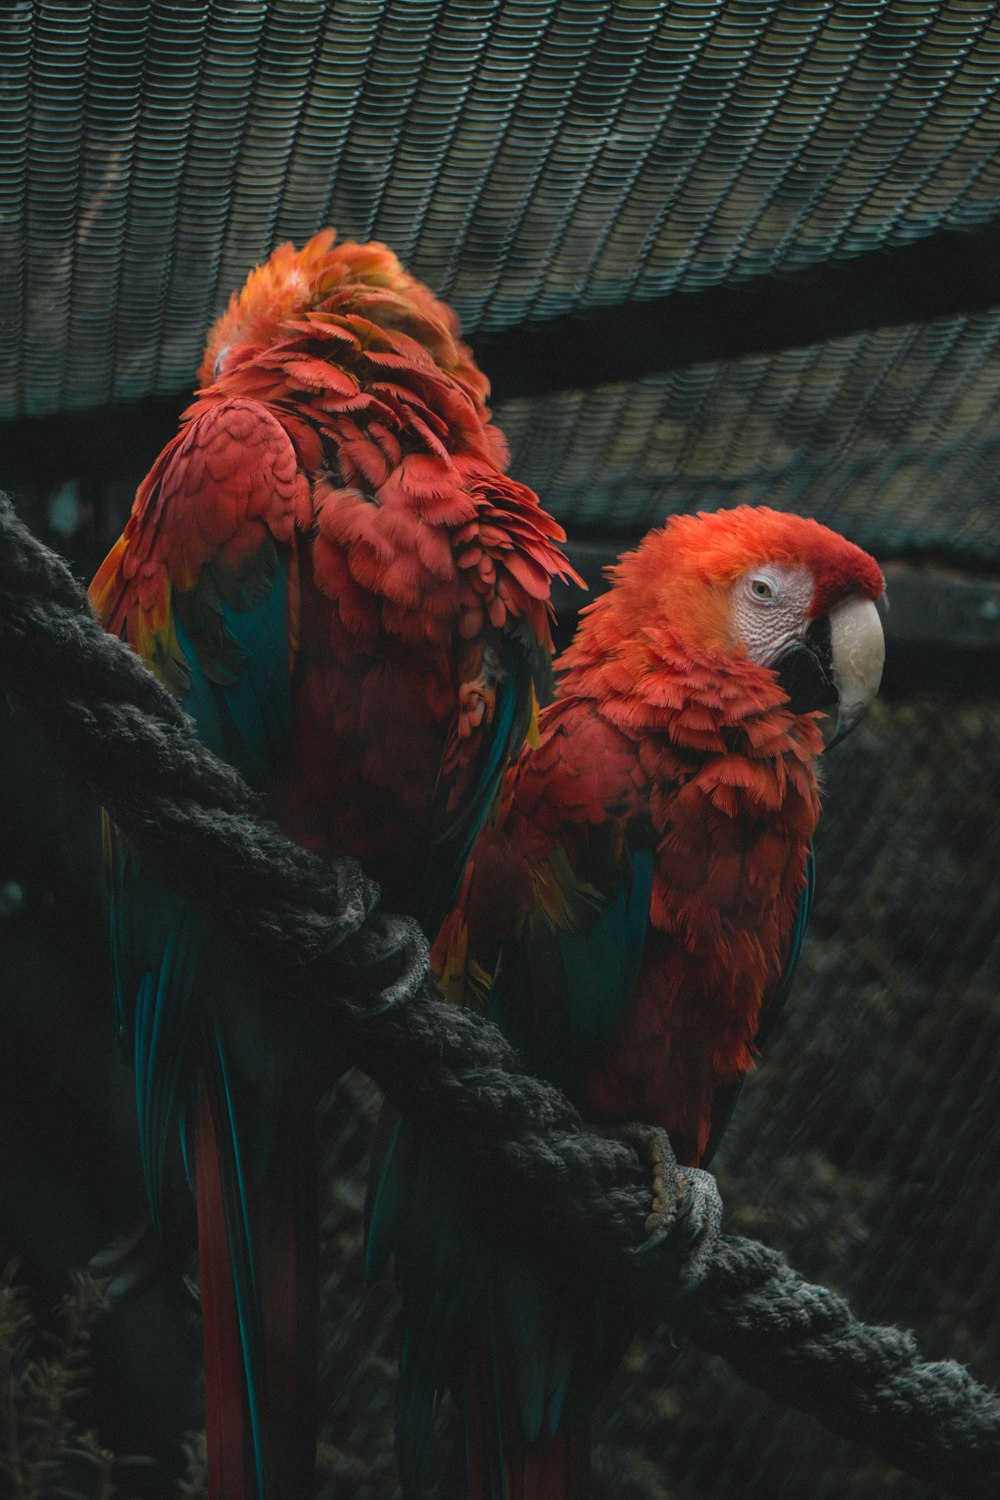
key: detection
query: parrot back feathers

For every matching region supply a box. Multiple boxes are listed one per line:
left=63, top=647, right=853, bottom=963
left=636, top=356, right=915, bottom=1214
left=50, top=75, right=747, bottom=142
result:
left=92, top=233, right=579, bottom=914
left=199, top=231, right=498, bottom=443
left=91, top=232, right=583, bottom=1500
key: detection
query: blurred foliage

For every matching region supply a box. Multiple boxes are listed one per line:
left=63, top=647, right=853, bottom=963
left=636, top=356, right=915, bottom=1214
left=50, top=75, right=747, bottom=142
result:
left=0, top=1261, right=198, bottom=1500
left=0, top=1263, right=121, bottom=1500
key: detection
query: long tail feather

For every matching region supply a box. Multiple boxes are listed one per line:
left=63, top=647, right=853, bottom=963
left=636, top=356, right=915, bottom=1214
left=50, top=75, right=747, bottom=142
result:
left=197, top=1085, right=257, bottom=1499
left=256, top=1099, right=319, bottom=1496
left=464, top=1354, right=590, bottom=1500
left=196, top=1075, right=318, bottom=1500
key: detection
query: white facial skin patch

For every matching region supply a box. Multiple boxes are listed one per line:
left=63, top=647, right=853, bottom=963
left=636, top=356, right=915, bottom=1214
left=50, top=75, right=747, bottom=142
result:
left=729, top=564, right=884, bottom=738
left=730, top=565, right=816, bottom=669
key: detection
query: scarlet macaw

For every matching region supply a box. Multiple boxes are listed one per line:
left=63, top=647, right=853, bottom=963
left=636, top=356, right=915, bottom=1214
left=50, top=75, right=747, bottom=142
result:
left=367, top=505, right=885, bottom=1499
left=89, top=230, right=575, bottom=1500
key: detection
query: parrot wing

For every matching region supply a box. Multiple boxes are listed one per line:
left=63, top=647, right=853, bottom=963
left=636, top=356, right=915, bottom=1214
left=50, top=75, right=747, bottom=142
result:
left=417, top=472, right=567, bottom=938
left=92, top=395, right=303, bottom=1196
left=91, top=395, right=303, bottom=758
left=91, top=397, right=306, bottom=1497
left=433, top=697, right=654, bottom=1089
left=701, top=840, right=815, bottom=1164
left=419, top=629, right=543, bottom=942
left=486, top=820, right=655, bottom=1096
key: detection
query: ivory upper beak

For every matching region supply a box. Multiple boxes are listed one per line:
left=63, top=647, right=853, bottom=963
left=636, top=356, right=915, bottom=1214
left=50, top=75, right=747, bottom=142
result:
left=825, top=595, right=885, bottom=746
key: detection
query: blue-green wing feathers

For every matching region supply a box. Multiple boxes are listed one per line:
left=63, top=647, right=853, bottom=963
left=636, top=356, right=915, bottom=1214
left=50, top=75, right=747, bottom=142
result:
left=369, top=824, right=655, bottom=1495
left=421, top=633, right=539, bottom=941
left=489, top=838, right=654, bottom=1093
left=108, top=542, right=294, bottom=1496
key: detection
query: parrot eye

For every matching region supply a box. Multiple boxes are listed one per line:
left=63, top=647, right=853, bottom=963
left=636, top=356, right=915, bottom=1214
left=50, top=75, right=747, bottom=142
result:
left=750, top=576, right=775, bottom=601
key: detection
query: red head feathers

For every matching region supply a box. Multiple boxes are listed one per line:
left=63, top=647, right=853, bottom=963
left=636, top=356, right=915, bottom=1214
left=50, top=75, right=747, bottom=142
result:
left=601, top=505, right=883, bottom=624
left=558, top=505, right=885, bottom=748
left=657, top=505, right=883, bottom=614
left=566, top=505, right=883, bottom=655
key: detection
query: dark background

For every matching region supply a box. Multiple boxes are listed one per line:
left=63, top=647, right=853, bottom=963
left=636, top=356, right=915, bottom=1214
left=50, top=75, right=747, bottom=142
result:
left=3, top=3, right=1000, bottom=1497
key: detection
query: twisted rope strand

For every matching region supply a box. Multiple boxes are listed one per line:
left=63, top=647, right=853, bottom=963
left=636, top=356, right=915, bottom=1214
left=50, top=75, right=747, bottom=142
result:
left=1, top=494, right=996, bottom=1497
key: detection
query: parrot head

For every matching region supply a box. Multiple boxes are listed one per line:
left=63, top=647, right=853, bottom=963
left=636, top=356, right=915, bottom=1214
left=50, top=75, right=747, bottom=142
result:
left=197, top=228, right=492, bottom=415
left=587, top=505, right=886, bottom=746
left=679, top=505, right=885, bottom=745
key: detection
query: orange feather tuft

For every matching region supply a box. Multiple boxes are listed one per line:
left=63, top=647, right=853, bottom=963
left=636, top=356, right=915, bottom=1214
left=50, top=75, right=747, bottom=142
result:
left=198, top=230, right=495, bottom=432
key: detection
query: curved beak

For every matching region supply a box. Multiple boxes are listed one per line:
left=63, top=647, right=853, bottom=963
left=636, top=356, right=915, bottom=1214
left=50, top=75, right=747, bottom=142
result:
left=772, top=594, right=885, bottom=747
left=824, top=595, right=885, bottom=747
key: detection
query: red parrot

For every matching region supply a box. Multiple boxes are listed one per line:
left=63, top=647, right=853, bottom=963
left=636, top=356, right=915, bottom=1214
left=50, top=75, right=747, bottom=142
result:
left=367, top=505, right=885, bottom=1499
left=89, top=230, right=576, bottom=1500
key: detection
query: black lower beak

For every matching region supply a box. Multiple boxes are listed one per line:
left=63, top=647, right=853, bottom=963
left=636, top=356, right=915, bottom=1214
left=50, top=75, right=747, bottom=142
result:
left=773, top=617, right=839, bottom=719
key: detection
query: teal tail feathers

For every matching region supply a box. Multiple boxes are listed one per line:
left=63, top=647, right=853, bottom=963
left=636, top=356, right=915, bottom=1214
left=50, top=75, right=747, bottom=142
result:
left=368, top=1114, right=597, bottom=1500
left=196, top=1085, right=250, bottom=1498
left=464, top=1357, right=591, bottom=1500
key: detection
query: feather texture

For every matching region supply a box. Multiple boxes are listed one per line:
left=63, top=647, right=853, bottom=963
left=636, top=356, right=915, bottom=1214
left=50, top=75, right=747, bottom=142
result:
left=373, top=506, right=884, bottom=1498
left=91, top=231, right=576, bottom=1499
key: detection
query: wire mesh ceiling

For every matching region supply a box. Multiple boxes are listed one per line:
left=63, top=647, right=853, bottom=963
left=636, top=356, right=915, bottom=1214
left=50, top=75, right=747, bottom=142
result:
left=4, top=0, right=1000, bottom=571
left=3, top=1, right=1000, bottom=502
left=497, top=306, right=1000, bottom=561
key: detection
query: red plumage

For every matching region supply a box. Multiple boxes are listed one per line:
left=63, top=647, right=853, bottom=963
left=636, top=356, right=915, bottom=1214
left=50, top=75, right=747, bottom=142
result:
left=439, top=507, right=883, bottom=1162
left=93, top=229, right=575, bottom=901
left=91, top=230, right=577, bottom=1500
left=402, top=506, right=885, bottom=1497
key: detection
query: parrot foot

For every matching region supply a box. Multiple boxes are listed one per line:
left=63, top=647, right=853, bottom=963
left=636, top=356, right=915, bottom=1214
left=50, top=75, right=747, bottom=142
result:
left=340, top=911, right=430, bottom=1017
left=595, top=1122, right=723, bottom=1289
left=594, top=1121, right=681, bottom=1235
left=673, top=1166, right=724, bottom=1284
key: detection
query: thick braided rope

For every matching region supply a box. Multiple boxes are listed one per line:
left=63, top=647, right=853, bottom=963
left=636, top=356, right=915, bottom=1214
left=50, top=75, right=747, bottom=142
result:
left=1, top=493, right=997, bottom=1497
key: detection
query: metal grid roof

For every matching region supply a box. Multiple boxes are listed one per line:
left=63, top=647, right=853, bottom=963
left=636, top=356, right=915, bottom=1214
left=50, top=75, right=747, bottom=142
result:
left=4, top=0, right=1000, bottom=413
